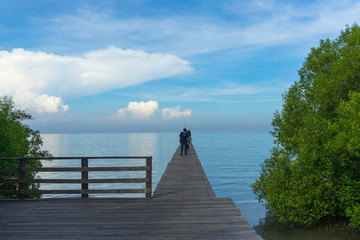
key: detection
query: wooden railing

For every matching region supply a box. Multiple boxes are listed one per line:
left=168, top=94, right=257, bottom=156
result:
left=0, top=156, right=152, bottom=199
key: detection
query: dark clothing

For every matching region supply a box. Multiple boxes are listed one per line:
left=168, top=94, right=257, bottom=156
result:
left=179, top=131, right=189, bottom=154
left=179, top=131, right=189, bottom=144
left=181, top=142, right=187, bottom=155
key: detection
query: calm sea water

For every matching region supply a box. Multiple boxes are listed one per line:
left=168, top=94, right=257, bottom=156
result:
left=40, top=132, right=270, bottom=223
left=40, top=132, right=360, bottom=240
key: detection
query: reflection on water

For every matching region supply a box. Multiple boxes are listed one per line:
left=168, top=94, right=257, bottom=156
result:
left=41, top=134, right=63, bottom=156
left=254, top=213, right=360, bottom=240
left=128, top=133, right=158, bottom=157
left=40, top=133, right=178, bottom=198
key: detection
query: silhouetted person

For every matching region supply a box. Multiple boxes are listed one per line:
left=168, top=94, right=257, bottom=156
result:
left=179, top=128, right=189, bottom=155
left=187, top=129, right=192, bottom=150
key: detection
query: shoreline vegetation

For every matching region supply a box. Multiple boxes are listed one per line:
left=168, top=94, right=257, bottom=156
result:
left=252, top=23, right=360, bottom=231
left=0, top=96, right=52, bottom=199
left=255, top=214, right=360, bottom=240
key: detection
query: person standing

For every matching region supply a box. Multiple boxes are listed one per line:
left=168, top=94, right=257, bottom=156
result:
left=179, top=128, right=189, bottom=155
left=187, top=129, right=192, bottom=150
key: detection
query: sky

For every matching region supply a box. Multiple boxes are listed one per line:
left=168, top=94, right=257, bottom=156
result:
left=0, top=0, right=359, bottom=133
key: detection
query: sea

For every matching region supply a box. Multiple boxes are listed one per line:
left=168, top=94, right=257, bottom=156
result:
left=40, top=131, right=360, bottom=240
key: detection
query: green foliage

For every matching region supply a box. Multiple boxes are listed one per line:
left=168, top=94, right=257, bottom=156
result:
left=0, top=96, right=52, bottom=198
left=252, top=24, right=360, bottom=228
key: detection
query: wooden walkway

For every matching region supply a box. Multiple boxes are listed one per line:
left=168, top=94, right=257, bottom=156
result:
left=0, top=145, right=262, bottom=239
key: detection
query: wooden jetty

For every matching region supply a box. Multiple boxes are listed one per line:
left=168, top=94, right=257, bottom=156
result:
left=0, top=145, right=262, bottom=239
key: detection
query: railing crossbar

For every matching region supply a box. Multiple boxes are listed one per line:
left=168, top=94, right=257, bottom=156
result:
left=0, top=156, right=152, bottom=199
left=1, top=178, right=149, bottom=184
left=0, top=166, right=150, bottom=173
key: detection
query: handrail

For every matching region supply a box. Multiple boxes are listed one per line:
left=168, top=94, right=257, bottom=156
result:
left=0, top=156, right=152, bottom=199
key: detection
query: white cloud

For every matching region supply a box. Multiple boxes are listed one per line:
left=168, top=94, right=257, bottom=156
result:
left=0, top=47, right=192, bottom=113
left=110, top=101, right=193, bottom=120
left=110, top=100, right=159, bottom=119
left=162, top=106, right=192, bottom=119
left=30, top=94, right=68, bottom=114
left=12, top=92, right=69, bottom=114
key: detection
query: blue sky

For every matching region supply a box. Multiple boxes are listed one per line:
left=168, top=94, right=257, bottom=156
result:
left=1, top=0, right=359, bottom=133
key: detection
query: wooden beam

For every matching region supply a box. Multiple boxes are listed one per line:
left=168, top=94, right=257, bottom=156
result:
left=146, top=157, right=152, bottom=199
left=81, top=158, right=88, bottom=198
left=0, top=166, right=149, bottom=172
left=1, top=189, right=147, bottom=195
left=0, top=178, right=149, bottom=184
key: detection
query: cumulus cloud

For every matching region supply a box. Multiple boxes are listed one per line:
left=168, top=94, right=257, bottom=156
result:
left=0, top=47, right=192, bottom=113
left=17, top=93, right=69, bottom=113
left=162, top=106, right=192, bottom=119
left=110, top=101, right=192, bottom=120
left=110, top=100, right=159, bottom=119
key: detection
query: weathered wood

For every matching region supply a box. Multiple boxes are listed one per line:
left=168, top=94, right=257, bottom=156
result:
left=0, top=156, right=152, bottom=160
left=0, top=145, right=262, bottom=239
left=146, top=157, right=152, bottom=199
left=0, top=156, right=152, bottom=199
left=0, top=198, right=262, bottom=239
left=0, top=166, right=149, bottom=172
left=1, top=189, right=148, bottom=194
left=153, top=146, right=215, bottom=198
left=1, top=178, right=149, bottom=184
left=81, top=158, right=88, bottom=198
left=18, top=159, right=26, bottom=200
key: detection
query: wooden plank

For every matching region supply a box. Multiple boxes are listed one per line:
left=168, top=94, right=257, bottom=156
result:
left=0, top=166, right=149, bottom=172
left=0, top=178, right=149, bottom=184
left=152, top=145, right=215, bottom=198
left=0, top=198, right=262, bottom=239
left=2, top=189, right=148, bottom=195
left=18, top=159, right=26, bottom=200
left=81, top=158, right=88, bottom=198
left=0, top=156, right=151, bottom=160
left=145, top=157, right=152, bottom=199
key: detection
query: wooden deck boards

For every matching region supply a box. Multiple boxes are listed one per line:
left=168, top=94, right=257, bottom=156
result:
left=153, top=146, right=215, bottom=199
left=0, top=145, right=262, bottom=239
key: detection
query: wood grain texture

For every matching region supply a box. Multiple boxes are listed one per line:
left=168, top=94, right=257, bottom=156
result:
left=0, top=145, right=262, bottom=239
left=0, top=156, right=152, bottom=199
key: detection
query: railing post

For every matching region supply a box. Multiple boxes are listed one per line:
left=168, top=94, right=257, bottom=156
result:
left=18, top=159, right=26, bottom=200
left=81, top=158, right=88, bottom=198
left=146, top=157, right=152, bottom=199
